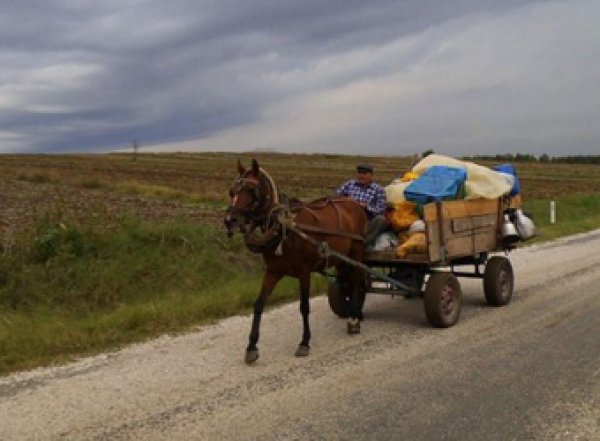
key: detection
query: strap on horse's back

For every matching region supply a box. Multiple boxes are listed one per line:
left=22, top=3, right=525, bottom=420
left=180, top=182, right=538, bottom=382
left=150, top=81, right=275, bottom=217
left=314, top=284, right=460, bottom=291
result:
left=292, top=222, right=364, bottom=242
left=289, top=196, right=365, bottom=242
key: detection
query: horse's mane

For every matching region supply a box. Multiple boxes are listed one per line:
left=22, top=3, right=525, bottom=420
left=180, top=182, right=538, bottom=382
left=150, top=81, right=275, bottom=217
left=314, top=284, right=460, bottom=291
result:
left=258, top=167, right=279, bottom=205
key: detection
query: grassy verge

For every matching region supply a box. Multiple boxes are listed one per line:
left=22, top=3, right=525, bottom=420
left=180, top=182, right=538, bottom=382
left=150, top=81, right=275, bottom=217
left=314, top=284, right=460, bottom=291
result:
left=522, top=193, right=600, bottom=243
left=0, top=216, right=325, bottom=375
left=0, top=193, right=597, bottom=376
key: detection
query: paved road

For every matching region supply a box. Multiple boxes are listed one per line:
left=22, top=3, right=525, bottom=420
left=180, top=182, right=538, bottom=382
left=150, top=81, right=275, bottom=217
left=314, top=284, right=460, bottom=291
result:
left=1, top=230, right=599, bottom=440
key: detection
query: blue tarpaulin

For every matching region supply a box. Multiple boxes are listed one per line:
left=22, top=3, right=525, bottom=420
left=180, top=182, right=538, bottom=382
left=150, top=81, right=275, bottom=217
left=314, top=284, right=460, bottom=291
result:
left=404, top=165, right=467, bottom=204
left=492, top=164, right=520, bottom=196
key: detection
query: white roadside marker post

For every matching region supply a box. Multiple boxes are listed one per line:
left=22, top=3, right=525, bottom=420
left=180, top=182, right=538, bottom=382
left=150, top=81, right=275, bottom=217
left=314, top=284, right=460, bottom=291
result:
left=550, top=200, right=556, bottom=224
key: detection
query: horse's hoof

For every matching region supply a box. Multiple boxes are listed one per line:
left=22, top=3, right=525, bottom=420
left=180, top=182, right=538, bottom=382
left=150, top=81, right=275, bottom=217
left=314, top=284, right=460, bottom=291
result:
left=347, top=318, right=361, bottom=334
left=245, top=349, right=259, bottom=364
left=295, top=345, right=310, bottom=357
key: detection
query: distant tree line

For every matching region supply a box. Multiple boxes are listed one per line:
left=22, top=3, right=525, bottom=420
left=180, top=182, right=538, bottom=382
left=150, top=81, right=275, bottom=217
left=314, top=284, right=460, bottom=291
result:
left=461, top=153, right=600, bottom=164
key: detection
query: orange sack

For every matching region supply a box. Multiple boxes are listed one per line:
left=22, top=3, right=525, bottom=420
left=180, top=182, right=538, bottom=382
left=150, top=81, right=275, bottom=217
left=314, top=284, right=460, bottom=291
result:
left=388, top=201, right=419, bottom=231
left=396, top=232, right=427, bottom=258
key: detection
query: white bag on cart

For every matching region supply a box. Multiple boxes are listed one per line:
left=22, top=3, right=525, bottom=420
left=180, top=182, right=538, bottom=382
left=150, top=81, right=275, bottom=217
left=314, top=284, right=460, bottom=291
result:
left=513, top=209, right=536, bottom=240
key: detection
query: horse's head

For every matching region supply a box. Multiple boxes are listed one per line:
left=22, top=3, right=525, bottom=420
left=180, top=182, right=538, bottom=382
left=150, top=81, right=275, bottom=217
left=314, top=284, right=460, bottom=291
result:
left=224, top=158, right=269, bottom=237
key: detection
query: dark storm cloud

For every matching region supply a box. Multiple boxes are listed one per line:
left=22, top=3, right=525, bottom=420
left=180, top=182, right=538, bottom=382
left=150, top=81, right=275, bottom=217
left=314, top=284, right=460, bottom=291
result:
left=0, top=0, right=596, bottom=155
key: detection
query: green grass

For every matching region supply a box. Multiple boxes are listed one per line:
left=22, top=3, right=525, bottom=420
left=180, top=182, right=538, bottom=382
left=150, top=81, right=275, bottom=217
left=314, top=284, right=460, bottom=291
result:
left=0, top=276, right=316, bottom=373
left=0, top=216, right=326, bottom=374
left=522, top=193, right=600, bottom=243
left=115, top=181, right=189, bottom=201
left=115, top=181, right=222, bottom=205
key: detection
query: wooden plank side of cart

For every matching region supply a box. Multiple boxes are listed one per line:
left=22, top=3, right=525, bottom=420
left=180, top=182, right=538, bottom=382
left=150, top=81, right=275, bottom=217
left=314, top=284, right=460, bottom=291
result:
left=365, top=196, right=522, bottom=265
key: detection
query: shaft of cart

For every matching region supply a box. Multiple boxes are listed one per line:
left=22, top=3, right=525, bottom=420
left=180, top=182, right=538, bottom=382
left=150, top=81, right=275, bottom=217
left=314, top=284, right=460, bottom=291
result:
left=317, top=241, right=419, bottom=295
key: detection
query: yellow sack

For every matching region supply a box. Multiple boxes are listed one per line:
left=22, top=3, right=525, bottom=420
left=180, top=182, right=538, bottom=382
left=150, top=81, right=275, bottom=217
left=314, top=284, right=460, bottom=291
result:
left=388, top=201, right=419, bottom=231
left=401, top=171, right=419, bottom=182
left=396, top=232, right=427, bottom=258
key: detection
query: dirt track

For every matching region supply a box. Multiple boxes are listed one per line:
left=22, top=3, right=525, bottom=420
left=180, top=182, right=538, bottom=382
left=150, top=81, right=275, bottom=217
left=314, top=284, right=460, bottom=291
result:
left=1, top=230, right=599, bottom=440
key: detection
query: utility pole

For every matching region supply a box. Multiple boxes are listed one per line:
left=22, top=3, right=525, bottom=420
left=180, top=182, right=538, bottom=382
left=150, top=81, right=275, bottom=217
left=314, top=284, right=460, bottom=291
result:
left=132, top=140, right=139, bottom=161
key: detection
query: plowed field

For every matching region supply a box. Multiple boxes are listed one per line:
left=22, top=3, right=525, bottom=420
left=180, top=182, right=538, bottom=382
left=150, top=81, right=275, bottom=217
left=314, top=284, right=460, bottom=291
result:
left=1, top=152, right=599, bottom=236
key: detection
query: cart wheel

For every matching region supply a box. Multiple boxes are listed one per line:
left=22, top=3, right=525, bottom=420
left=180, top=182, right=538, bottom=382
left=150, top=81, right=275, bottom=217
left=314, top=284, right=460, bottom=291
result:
left=483, top=256, right=514, bottom=306
left=424, top=272, right=462, bottom=328
left=327, top=279, right=349, bottom=318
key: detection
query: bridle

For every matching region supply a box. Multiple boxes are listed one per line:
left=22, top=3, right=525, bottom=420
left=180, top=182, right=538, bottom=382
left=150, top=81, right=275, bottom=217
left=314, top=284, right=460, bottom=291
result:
left=226, top=170, right=281, bottom=233
left=227, top=175, right=263, bottom=218
left=225, top=169, right=290, bottom=254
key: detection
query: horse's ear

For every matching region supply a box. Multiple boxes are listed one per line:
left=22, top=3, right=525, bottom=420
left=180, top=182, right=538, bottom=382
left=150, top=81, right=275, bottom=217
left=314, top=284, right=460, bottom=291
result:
left=237, top=159, right=245, bottom=175
left=251, top=158, right=260, bottom=176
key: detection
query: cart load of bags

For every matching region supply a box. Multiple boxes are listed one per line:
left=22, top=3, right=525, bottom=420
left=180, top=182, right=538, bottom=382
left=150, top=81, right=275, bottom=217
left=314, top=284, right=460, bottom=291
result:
left=373, top=154, right=535, bottom=257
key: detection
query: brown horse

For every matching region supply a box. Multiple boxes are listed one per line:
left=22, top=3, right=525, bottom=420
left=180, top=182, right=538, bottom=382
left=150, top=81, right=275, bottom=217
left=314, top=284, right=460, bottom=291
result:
left=224, top=159, right=368, bottom=364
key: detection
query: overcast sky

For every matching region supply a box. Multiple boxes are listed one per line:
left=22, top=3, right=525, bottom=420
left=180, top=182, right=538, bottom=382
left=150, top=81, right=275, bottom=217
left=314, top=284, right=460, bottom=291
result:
left=1, top=0, right=599, bottom=156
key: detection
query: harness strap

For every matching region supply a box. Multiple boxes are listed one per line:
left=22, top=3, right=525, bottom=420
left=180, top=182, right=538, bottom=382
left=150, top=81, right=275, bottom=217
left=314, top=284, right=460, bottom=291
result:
left=283, top=223, right=329, bottom=269
left=292, top=222, right=365, bottom=242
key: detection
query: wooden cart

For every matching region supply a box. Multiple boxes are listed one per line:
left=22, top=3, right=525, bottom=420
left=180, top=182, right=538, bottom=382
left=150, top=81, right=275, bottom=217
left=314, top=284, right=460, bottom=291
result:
left=327, top=196, right=522, bottom=328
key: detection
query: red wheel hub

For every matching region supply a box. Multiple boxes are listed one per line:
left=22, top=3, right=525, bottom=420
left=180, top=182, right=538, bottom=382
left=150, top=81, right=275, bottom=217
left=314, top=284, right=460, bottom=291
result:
left=498, top=270, right=509, bottom=294
left=441, top=284, right=455, bottom=315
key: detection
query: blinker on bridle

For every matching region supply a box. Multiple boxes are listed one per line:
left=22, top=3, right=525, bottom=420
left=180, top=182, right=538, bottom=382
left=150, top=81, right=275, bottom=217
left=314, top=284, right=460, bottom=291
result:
left=227, top=175, right=269, bottom=218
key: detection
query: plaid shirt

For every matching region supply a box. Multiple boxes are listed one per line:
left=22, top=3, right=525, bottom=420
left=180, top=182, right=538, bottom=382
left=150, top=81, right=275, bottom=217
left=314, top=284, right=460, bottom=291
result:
left=336, top=180, right=387, bottom=217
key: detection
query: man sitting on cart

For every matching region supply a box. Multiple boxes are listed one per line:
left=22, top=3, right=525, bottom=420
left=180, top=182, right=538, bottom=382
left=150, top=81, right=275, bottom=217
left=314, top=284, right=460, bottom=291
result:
left=336, top=163, right=390, bottom=246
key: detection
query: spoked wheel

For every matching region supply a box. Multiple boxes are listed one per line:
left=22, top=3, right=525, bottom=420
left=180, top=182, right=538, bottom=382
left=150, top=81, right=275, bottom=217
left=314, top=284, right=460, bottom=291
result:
left=483, top=256, right=514, bottom=306
left=424, top=272, right=462, bottom=328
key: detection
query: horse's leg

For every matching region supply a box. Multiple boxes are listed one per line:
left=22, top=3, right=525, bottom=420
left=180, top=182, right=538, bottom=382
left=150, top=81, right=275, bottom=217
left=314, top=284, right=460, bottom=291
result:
left=347, top=276, right=362, bottom=334
left=246, top=270, right=281, bottom=364
left=336, top=263, right=361, bottom=334
left=348, top=268, right=366, bottom=327
left=347, top=238, right=366, bottom=334
left=295, top=272, right=311, bottom=357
